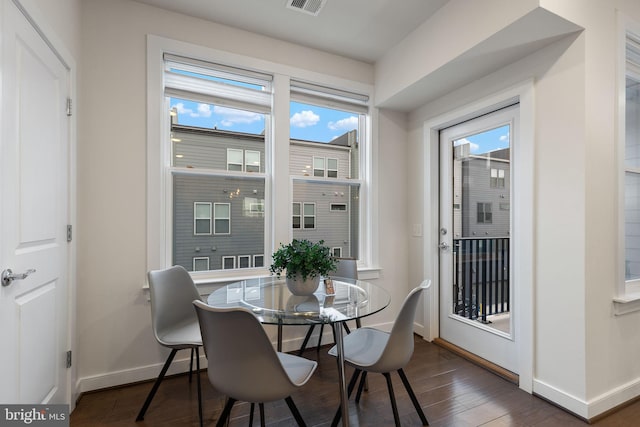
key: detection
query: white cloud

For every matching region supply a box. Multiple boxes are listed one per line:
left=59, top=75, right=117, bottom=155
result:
left=290, top=110, right=320, bottom=128
left=173, top=102, right=193, bottom=115
left=454, top=137, right=480, bottom=153
left=213, top=106, right=262, bottom=127
left=499, top=133, right=509, bottom=142
left=328, top=116, right=358, bottom=131
left=196, top=103, right=212, bottom=118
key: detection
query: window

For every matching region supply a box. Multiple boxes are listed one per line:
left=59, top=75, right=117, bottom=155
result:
left=238, top=255, right=251, bottom=268
left=193, top=257, right=210, bottom=271
left=490, top=168, right=505, bottom=188
left=227, top=149, right=243, bottom=171
left=214, top=203, right=231, bottom=234
left=222, top=256, right=235, bottom=269
left=303, top=203, right=316, bottom=229
left=194, top=202, right=212, bottom=235
left=624, top=27, right=640, bottom=285
left=253, top=254, right=264, bottom=267
left=149, top=39, right=372, bottom=279
left=332, top=247, right=342, bottom=257
left=289, top=80, right=368, bottom=260
left=245, top=150, right=261, bottom=172
left=477, top=203, right=492, bottom=224
left=313, top=157, right=325, bottom=177
left=292, top=202, right=302, bottom=229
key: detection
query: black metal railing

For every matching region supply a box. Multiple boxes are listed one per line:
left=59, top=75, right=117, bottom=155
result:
left=453, top=237, right=510, bottom=323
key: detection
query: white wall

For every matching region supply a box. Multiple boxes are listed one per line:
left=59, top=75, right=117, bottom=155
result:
left=389, top=0, right=640, bottom=419
left=77, top=0, right=413, bottom=392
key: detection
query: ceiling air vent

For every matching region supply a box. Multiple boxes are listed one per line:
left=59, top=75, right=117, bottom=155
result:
left=286, top=0, right=327, bottom=17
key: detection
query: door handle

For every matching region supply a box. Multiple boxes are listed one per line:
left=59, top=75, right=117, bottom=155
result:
left=2, top=268, right=36, bottom=287
left=438, top=241, right=450, bottom=251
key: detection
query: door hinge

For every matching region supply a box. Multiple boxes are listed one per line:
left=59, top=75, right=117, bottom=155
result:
left=66, top=350, right=72, bottom=369
left=66, top=98, right=72, bottom=116
left=67, top=225, right=72, bottom=242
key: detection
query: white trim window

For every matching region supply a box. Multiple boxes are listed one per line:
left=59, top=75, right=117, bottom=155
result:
left=222, top=256, right=235, bottom=270
left=194, top=202, right=212, bottom=235
left=193, top=257, right=210, bottom=271
left=214, top=203, right=231, bottom=235
left=238, top=255, right=251, bottom=268
left=147, top=37, right=373, bottom=280
left=332, top=247, right=342, bottom=257
left=290, top=80, right=368, bottom=260
left=477, top=202, right=492, bottom=224
left=624, top=27, right=640, bottom=287
left=253, top=254, right=264, bottom=267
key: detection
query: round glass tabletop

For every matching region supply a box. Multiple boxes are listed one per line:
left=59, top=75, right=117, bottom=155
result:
left=206, top=276, right=390, bottom=326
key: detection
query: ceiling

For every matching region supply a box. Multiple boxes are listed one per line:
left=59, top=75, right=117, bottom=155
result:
left=133, top=0, right=450, bottom=63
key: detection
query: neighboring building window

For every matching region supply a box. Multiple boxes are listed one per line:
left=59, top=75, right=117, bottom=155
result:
left=194, top=202, right=212, bottom=235
left=222, top=256, right=235, bottom=269
left=245, top=150, right=261, bottom=172
left=477, top=203, right=492, bottom=224
left=327, top=158, right=338, bottom=178
left=290, top=80, right=368, bottom=260
left=292, top=203, right=301, bottom=229
left=313, top=157, right=325, bottom=177
left=303, top=202, right=316, bottom=229
left=490, top=168, right=505, bottom=188
left=193, top=257, right=210, bottom=271
left=227, top=148, right=244, bottom=171
left=214, top=203, right=231, bottom=234
left=253, top=254, right=264, bottom=267
left=332, top=247, right=342, bottom=257
left=624, top=27, right=640, bottom=284
left=238, top=255, right=251, bottom=268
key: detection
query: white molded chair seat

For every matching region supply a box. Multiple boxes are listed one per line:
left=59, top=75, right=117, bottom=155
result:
left=328, top=280, right=431, bottom=427
left=193, top=300, right=317, bottom=426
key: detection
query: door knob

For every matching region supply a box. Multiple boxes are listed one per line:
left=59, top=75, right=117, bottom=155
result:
left=438, top=242, right=450, bottom=251
left=2, top=268, right=36, bottom=287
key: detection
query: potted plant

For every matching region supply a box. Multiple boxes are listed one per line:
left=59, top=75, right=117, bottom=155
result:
left=270, top=239, right=337, bottom=295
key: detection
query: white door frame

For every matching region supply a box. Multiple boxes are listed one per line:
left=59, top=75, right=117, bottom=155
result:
left=422, top=80, right=534, bottom=393
left=7, top=0, right=77, bottom=408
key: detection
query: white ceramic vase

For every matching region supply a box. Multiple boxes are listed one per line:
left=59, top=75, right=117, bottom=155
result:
left=286, top=274, right=320, bottom=296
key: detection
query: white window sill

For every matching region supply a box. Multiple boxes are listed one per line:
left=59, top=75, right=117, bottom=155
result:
left=613, top=292, right=640, bottom=315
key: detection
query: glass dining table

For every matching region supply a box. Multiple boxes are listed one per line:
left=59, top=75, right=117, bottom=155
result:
left=206, top=276, right=390, bottom=427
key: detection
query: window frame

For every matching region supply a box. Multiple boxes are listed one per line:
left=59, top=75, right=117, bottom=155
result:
left=193, top=256, right=210, bottom=271
left=146, top=36, right=375, bottom=283
left=213, top=202, right=231, bottom=235
left=227, top=148, right=244, bottom=172
left=616, top=14, right=640, bottom=312
left=193, top=202, right=212, bottom=235
left=238, top=255, right=251, bottom=269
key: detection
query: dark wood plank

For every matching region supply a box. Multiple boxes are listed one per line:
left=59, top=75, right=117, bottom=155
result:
left=70, top=338, right=638, bottom=426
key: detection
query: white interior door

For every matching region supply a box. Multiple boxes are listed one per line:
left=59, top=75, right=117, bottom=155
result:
left=439, top=105, right=518, bottom=374
left=0, top=0, right=71, bottom=404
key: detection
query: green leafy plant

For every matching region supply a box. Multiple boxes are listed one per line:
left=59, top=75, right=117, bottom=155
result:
left=269, top=239, right=337, bottom=280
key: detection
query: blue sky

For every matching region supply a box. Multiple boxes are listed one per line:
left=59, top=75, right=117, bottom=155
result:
left=454, top=125, right=510, bottom=154
left=170, top=98, right=357, bottom=143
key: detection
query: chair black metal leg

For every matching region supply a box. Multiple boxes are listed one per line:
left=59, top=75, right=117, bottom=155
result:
left=189, top=347, right=194, bottom=383
left=285, top=396, right=307, bottom=427
left=136, top=348, right=178, bottom=421
left=249, top=403, right=255, bottom=426
left=397, top=368, right=429, bottom=425
left=259, top=403, right=265, bottom=427
left=330, top=368, right=362, bottom=427
left=216, top=397, right=236, bottom=427
left=383, top=372, right=401, bottom=427
left=298, top=325, right=316, bottom=356
left=342, top=322, right=351, bottom=334
left=316, top=323, right=325, bottom=354
left=355, top=371, right=368, bottom=403
left=196, top=347, right=203, bottom=427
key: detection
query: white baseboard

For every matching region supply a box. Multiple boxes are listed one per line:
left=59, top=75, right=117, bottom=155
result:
left=533, top=376, right=640, bottom=420
left=77, top=320, right=396, bottom=394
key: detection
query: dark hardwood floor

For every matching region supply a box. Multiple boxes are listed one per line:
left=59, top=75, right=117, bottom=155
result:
left=71, top=338, right=640, bottom=426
